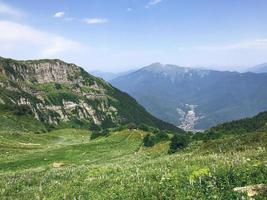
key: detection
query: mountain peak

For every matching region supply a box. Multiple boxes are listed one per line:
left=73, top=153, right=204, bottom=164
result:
left=142, top=63, right=184, bottom=72
left=139, top=63, right=211, bottom=80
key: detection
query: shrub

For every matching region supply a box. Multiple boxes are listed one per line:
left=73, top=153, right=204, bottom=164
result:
left=90, top=129, right=109, bottom=140
left=143, top=132, right=169, bottom=147
left=54, top=83, right=62, bottom=90
left=154, top=131, right=169, bottom=142
left=143, top=134, right=155, bottom=147
left=127, top=123, right=137, bottom=130
left=168, top=134, right=189, bottom=154
left=90, top=123, right=101, bottom=131
left=138, top=123, right=150, bottom=132
left=153, top=129, right=160, bottom=134
left=13, top=105, right=33, bottom=116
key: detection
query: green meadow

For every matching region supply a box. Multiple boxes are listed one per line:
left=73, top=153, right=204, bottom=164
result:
left=0, top=129, right=266, bottom=199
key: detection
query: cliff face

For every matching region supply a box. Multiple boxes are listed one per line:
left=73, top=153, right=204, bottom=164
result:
left=0, top=57, right=181, bottom=132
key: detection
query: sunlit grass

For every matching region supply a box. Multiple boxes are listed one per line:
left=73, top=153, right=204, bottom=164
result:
left=0, top=129, right=266, bottom=199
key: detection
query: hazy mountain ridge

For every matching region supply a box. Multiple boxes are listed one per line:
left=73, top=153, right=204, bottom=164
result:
left=247, top=63, right=267, bottom=73
left=90, top=69, right=136, bottom=81
left=0, top=57, right=181, bottom=132
left=111, top=63, right=267, bottom=130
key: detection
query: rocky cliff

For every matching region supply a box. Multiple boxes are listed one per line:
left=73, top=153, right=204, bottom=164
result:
left=0, top=57, right=181, bottom=132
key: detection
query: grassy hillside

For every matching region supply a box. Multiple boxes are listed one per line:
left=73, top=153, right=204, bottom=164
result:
left=0, top=128, right=266, bottom=199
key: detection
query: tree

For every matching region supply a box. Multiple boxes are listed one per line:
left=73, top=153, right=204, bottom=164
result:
left=90, top=129, right=109, bottom=140
left=127, top=123, right=137, bottom=130
left=155, top=131, right=169, bottom=142
left=138, top=123, right=150, bottom=132
left=143, top=134, right=155, bottom=147
left=168, top=134, right=189, bottom=154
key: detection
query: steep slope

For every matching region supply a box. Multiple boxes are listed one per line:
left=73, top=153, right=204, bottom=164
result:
left=0, top=57, right=181, bottom=132
left=208, top=110, right=267, bottom=134
left=193, top=110, right=267, bottom=141
left=111, top=63, right=267, bottom=130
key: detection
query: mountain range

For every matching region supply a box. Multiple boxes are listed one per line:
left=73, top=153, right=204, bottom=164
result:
left=90, top=69, right=136, bottom=81
left=111, top=63, right=267, bottom=130
left=1, top=57, right=266, bottom=199
left=247, top=63, right=267, bottom=73
left=0, top=57, right=181, bottom=133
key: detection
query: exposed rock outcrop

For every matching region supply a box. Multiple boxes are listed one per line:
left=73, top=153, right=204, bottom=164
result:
left=0, top=57, right=181, bottom=132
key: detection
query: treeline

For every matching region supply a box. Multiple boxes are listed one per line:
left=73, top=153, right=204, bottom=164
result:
left=193, top=111, right=267, bottom=141
left=90, top=111, right=267, bottom=154
left=89, top=122, right=190, bottom=153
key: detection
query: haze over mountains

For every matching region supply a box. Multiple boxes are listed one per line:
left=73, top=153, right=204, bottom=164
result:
left=90, top=70, right=135, bottom=81
left=111, top=63, right=267, bottom=131
left=247, top=63, right=267, bottom=73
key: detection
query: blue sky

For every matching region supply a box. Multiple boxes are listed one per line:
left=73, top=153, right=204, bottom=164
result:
left=0, top=0, right=267, bottom=72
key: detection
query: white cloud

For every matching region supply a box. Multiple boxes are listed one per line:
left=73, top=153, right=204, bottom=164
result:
left=41, top=36, right=81, bottom=56
left=83, top=18, right=108, bottom=24
left=0, top=20, right=82, bottom=58
left=145, top=0, right=162, bottom=8
left=0, top=1, right=24, bottom=17
left=126, top=8, right=133, bottom=12
left=54, top=11, right=65, bottom=18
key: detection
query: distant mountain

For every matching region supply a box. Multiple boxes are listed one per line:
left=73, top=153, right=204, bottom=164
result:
left=0, top=57, right=182, bottom=133
left=90, top=69, right=136, bottom=81
left=111, top=63, right=267, bottom=130
left=90, top=71, right=118, bottom=81
left=247, top=63, right=267, bottom=73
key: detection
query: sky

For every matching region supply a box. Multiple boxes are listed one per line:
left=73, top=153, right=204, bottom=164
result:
left=0, top=0, right=267, bottom=72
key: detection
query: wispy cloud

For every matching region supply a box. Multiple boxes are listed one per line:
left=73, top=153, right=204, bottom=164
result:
left=42, top=36, right=81, bottom=56
left=83, top=18, right=108, bottom=24
left=0, top=20, right=82, bottom=57
left=53, top=11, right=65, bottom=18
left=145, top=0, right=162, bottom=8
left=0, top=1, right=24, bottom=17
left=53, top=11, right=107, bottom=25
left=126, top=8, right=133, bottom=12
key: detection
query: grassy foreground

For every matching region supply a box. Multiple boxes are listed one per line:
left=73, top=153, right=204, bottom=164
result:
left=0, top=129, right=266, bottom=199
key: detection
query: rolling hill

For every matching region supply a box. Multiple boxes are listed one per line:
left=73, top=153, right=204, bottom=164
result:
left=0, top=112, right=266, bottom=199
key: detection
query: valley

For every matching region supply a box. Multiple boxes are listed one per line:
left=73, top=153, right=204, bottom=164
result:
left=111, top=63, right=267, bottom=131
left=0, top=58, right=266, bottom=199
left=1, top=1, right=267, bottom=199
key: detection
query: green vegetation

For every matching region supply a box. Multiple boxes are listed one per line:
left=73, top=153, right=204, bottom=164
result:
left=90, top=129, right=110, bottom=139
left=0, top=57, right=266, bottom=199
left=143, top=131, right=169, bottom=147
left=193, top=111, right=267, bottom=141
left=168, top=134, right=189, bottom=153
left=0, top=57, right=183, bottom=133
left=0, top=127, right=266, bottom=199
